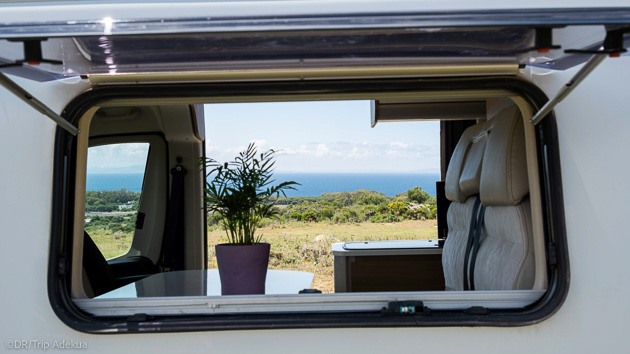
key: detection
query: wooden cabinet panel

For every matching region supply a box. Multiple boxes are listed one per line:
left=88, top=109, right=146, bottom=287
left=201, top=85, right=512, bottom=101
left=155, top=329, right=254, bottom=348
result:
left=348, top=254, right=445, bottom=292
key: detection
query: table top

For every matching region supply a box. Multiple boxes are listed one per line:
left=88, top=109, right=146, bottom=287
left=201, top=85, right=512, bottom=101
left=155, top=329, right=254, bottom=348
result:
left=96, top=269, right=315, bottom=299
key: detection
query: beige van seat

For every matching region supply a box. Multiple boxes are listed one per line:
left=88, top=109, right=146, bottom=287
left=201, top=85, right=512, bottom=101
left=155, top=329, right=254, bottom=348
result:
left=473, top=105, right=534, bottom=290
left=442, top=103, right=534, bottom=291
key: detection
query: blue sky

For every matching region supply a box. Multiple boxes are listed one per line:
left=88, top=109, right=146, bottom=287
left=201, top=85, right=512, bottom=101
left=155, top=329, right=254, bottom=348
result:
left=204, top=101, right=440, bottom=173
left=87, top=143, right=149, bottom=174
left=87, top=100, right=440, bottom=174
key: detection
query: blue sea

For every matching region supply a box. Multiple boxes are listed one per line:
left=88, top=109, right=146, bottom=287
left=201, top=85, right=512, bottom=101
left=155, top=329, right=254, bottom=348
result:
left=87, top=172, right=440, bottom=197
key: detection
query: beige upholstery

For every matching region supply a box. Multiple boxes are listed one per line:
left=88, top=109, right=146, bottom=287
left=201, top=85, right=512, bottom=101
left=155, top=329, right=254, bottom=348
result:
left=443, top=198, right=479, bottom=291
left=445, top=124, right=486, bottom=203
left=459, top=128, right=487, bottom=197
left=442, top=102, right=535, bottom=291
left=480, top=105, right=529, bottom=206
left=474, top=199, right=534, bottom=290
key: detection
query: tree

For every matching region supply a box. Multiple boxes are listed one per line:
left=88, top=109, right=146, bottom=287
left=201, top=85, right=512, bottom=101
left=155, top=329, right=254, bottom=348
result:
left=407, top=186, right=430, bottom=204
left=357, top=192, right=388, bottom=206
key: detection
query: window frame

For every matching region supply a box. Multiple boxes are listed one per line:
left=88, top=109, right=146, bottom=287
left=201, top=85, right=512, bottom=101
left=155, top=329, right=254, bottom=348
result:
left=48, top=77, right=569, bottom=332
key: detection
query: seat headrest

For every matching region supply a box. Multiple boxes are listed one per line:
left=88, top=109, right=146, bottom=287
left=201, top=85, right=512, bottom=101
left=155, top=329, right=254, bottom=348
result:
left=445, top=123, right=487, bottom=203
left=480, top=105, right=529, bottom=206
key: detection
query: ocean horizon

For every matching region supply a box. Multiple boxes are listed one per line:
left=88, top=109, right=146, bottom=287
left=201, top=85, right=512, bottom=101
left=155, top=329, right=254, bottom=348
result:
left=86, top=172, right=441, bottom=197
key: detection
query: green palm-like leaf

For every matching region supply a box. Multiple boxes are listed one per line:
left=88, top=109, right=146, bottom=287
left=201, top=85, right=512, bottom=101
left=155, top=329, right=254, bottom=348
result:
left=202, top=143, right=300, bottom=245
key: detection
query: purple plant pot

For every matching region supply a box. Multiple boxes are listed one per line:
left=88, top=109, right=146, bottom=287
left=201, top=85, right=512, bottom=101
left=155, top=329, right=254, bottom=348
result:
left=215, top=243, right=270, bottom=295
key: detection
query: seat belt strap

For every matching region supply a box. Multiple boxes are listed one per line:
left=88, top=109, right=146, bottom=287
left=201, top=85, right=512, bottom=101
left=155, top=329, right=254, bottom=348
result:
left=469, top=205, right=486, bottom=291
left=160, top=161, right=187, bottom=271
left=463, top=197, right=481, bottom=291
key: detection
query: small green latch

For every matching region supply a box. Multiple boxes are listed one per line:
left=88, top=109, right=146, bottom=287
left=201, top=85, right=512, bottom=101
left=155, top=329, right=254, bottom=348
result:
left=382, top=301, right=430, bottom=316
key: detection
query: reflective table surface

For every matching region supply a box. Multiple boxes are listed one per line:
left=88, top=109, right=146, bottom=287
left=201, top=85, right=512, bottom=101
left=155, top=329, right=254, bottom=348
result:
left=96, top=269, right=315, bottom=299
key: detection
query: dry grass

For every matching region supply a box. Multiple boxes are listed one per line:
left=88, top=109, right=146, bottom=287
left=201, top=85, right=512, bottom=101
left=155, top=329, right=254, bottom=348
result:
left=91, top=230, right=133, bottom=260
left=208, top=219, right=437, bottom=293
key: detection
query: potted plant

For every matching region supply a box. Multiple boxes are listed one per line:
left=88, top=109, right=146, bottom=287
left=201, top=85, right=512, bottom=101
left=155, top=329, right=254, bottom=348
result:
left=203, top=143, right=298, bottom=295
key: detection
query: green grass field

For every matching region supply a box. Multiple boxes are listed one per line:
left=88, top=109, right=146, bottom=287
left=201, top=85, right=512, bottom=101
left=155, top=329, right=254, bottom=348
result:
left=92, top=219, right=437, bottom=293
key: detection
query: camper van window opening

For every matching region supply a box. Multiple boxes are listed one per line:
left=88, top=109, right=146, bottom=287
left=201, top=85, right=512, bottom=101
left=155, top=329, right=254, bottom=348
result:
left=50, top=77, right=567, bottom=331
left=84, top=143, right=150, bottom=259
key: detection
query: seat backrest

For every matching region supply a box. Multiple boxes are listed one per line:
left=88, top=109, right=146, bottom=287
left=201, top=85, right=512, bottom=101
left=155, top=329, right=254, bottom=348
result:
left=442, top=102, right=534, bottom=291
left=474, top=104, right=534, bottom=290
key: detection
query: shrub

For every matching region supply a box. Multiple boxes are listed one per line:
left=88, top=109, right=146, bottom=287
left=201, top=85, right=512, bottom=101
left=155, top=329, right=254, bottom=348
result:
left=407, top=186, right=431, bottom=204
left=207, top=212, right=223, bottom=226
left=429, top=205, right=438, bottom=219
left=320, top=208, right=334, bottom=219
left=332, top=207, right=360, bottom=223
left=302, top=211, right=318, bottom=222
left=405, top=203, right=430, bottom=220
left=359, top=205, right=378, bottom=220
left=289, top=212, right=303, bottom=221
left=357, top=193, right=388, bottom=206
left=405, top=208, right=425, bottom=220
left=387, top=201, right=408, bottom=215
left=258, top=217, right=275, bottom=228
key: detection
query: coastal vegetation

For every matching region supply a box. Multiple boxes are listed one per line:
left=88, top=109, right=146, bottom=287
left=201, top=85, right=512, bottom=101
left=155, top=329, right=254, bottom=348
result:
left=85, top=189, right=140, bottom=212
left=208, top=187, right=436, bottom=229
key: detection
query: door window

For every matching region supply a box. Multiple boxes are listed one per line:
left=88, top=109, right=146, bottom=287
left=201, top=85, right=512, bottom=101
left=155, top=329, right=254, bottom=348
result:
left=84, top=143, right=149, bottom=259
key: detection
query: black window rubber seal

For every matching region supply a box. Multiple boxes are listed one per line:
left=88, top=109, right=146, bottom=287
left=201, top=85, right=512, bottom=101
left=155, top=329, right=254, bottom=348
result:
left=48, top=76, right=569, bottom=333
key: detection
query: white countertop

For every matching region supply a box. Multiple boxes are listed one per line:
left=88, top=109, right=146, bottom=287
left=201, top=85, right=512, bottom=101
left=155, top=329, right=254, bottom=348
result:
left=332, top=239, right=442, bottom=256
